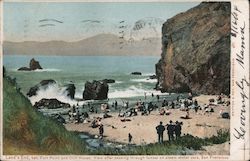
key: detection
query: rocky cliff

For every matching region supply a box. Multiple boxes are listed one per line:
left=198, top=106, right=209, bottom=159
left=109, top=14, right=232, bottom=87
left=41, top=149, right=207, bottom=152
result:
left=156, top=2, right=230, bottom=95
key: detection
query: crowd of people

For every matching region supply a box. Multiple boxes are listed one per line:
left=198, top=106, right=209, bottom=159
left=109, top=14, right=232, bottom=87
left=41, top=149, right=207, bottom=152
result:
left=65, top=92, right=229, bottom=144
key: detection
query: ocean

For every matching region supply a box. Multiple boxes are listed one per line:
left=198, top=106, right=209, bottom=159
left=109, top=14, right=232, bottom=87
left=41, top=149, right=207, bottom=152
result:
left=3, top=55, right=170, bottom=106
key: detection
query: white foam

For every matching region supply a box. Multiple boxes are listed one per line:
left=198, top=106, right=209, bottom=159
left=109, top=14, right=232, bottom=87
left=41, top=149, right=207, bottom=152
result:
left=34, top=68, right=61, bottom=72
left=143, top=73, right=155, bottom=76
left=130, top=78, right=157, bottom=83
left=29, top=84, right=85, bottom=106
left=108, top=85, right=167, bottom=99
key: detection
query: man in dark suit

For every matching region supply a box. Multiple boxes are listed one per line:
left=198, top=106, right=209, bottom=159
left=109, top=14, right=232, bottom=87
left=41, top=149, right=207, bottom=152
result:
left=156, top=121, right=165, bottom=143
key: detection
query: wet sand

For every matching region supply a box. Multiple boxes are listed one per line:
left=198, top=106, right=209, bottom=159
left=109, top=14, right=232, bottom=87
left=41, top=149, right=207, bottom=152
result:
left=65, top=95, right=230, bottom=146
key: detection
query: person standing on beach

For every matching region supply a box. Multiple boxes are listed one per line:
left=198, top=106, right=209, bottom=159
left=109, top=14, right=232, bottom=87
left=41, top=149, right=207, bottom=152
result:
left=157, top=95, right=160, bottom=102
left=156, top=121, right=165, bottom=143
left=128, top=133, right=133, bottom=144
left=115, top=100, right=118, bottom=110
left=166, top=120, right=175, bottom=141
left=175, top=121, right=182, bottom=139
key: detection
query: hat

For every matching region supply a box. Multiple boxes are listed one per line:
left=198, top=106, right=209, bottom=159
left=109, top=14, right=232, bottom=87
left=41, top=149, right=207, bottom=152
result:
left=160, top=121, right=163, bottom=124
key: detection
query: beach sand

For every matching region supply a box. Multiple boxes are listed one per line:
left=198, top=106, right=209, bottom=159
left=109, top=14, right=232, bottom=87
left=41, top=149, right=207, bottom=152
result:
left=65, top=95, right=230, bottom=147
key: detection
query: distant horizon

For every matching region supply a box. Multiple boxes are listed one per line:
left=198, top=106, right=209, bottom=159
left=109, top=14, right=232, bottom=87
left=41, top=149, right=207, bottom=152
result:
left=3, top=33, right=160, bottom=43
left=4, top=2, right=199, bottom=42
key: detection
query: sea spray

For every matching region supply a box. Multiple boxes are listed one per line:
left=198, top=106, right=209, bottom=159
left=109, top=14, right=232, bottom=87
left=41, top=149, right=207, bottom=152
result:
left=29, top=84, right=82, bottom=106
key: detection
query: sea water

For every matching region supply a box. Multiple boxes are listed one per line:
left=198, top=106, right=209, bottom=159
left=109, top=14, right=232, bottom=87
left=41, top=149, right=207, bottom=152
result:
left=4, top=55, right=171, bottom=106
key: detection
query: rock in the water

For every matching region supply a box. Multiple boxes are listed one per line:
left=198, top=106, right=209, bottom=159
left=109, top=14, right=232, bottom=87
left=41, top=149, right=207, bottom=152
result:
left=34, top=98, right=70, bottom=109
left=102, top=79, right=115, bottom=83
left=155, top=2, right=230, bottom=95
left=131, top=72, right=142, bottom=75
left=27, top=79, right=56, bottom=97
left=149, top=75, right=157, bottom=79
left=18, top=67, right=31, bottom=71
left=29, top=58, right=43, bottom=70
left=64, top=83, right=76, bottom=99
left=18, top=58, right=43, bottom=71
left=83, top=80, right=109, bottom=100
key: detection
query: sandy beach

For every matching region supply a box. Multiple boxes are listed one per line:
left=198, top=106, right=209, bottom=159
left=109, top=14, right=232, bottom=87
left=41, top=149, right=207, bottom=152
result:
left=65, top=95, right=230, bottom=146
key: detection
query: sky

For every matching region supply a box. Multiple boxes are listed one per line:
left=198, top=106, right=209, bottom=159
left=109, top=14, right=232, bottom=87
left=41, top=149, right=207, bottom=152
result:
left=4, top=2, right=199, bottom=42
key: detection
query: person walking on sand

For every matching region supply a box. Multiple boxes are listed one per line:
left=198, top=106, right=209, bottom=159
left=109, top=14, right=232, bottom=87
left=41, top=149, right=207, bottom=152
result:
left=156, top=121, right=165, bottom=144
left=166, top=120, right=175, bottom=141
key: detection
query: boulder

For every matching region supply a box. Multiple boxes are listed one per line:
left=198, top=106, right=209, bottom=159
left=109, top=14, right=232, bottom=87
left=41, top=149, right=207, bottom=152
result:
left=102, top=79, right=115, bottom=83
left=83, top=80, right=109, bottom=100
left=131, top=72, right=142, bottom=75
left=27, top=79, right=56, bottom=97
left=53, top=114, right=66, bottom=124
left=64, top=83, right=76, bottom=99
left=155, top=2, right=230, bottom=95
left=18, top=67, right=31, bottom=71
left=149, top=75, right=157, bottom=79
left=17, top=58, right=42, bottom=71
left=29, top=58, right=43, bottom=70
left=34, top=98, right=70, bottom=109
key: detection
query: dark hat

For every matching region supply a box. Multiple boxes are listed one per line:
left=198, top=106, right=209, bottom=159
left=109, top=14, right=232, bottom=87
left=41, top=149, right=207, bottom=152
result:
left=160, top=121, right=163, bottom=124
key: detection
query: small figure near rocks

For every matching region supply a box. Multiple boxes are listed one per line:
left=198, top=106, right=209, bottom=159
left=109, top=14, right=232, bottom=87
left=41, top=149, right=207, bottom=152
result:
left=157, top=95, right=160, bottom=102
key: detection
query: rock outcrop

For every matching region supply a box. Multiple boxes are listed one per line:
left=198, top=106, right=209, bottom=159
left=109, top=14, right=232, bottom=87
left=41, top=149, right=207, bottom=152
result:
left=18, top=58, right=43, bottom=71
left=27, top=79, right=56, bottom=97
left=156, top=2, right=230, bottom=95
left=64, top=83, right=76, bottom=99
left=18, top=67, right=31, bottom=71
left=83, top=80, right=109, bottom=100
left=29, top=58, right=43, bottom=70
left=131, top=72, right=142, bottom=75
left=102, top=79, right=115, bottom=84
left=34, top=98, right=70, bottom=109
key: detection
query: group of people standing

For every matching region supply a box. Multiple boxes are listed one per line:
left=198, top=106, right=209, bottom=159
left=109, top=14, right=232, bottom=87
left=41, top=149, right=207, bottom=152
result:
left=156, top=120, right=183, bottom=143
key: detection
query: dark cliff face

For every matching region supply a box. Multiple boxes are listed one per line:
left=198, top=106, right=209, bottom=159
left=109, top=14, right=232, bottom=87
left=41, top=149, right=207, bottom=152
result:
left=156, top=2, right=231, bottom=95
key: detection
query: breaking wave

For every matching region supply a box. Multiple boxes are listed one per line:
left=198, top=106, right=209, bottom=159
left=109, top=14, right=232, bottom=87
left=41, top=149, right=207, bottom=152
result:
left=108, top=85, right=167, bottom=99
left=130, top=78, right=157, bottom=83
left=29, top=84, right=83, bottom=106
